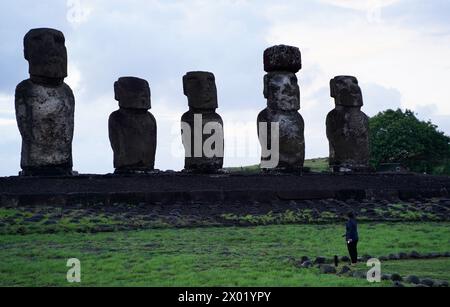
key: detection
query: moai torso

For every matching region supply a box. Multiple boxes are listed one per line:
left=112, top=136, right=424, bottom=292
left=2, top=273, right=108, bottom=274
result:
left=258, top=45, right=305, bottom=170
left=15, top=28, right=75, bottom=176
left=109, top=77, right=157, bottom=174
left=326, top=76, right=370, bottom=172
left=181, top=72, right=224, bottom=173
left=16, top=80, right=74, bottom=168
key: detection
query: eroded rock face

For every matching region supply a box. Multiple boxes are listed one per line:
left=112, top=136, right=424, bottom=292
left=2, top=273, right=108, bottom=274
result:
left=326, top=76, right=370, bottom=172
left=24, top=28, right=68, bottom=80
left=181, top=72, right=224, bottom=173
left=258, top=109, right=305, bottom=169
left=15, top=28, right=74, bottom=176
left=183, top=71, right=218, bottom=110
left=264, top=44, right=302, bottom=73
left=109, top=77, right=157, bottom=174
left=258, top=45, right=305, bottom=170
left=264, top=72, right=300, bottom=111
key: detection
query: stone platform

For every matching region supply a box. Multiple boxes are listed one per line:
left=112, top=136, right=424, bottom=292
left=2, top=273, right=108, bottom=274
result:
left=0, top=173, right=449, bottom=206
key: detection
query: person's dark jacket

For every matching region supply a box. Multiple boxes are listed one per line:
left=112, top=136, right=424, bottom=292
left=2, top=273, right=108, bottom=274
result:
left=346, top=218, right=359, bottom=242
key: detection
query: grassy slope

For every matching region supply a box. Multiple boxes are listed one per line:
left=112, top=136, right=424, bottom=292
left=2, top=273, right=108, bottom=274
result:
left=227, top=158, right=330, bottom=173
left=1, top=222, right=449, bottom=287
left=381, top=259, right=450, bottom=281
left=303, top=158, right=330, bottom=172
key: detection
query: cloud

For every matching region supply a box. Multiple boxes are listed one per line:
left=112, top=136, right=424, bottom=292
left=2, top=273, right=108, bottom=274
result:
left=265, top=1, right=450, bottom=117
left=0, top=94, right=15, bottom=116
left=414, top=104, right=450, bottom=136
left=0, top=93, right=21, bottom=176
left=0, top=0, right=449, bottom=176
left=361, top=83, right=402, bottom=117
left=319, top=0, right=401, bottom=11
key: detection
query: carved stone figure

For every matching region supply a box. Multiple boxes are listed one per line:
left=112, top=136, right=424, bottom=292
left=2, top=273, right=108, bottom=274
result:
left=258, top=45, right=305, bottom=170
left=15, top=28, right=75, bottom=176
left=326, top=76, right=370, bottom=172
left=264, top=44, right=302, bottom=73
left=109, top=77, right=157, bottom=174
left=181, top=71, right=224, bottom=173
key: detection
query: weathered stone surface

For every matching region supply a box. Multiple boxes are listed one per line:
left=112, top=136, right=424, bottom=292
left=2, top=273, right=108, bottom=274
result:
left=340, top=256, right=351, bottom=263
left=327, top=76, right=370, bottom=172
left=330, top=76, right=363, bottom=107
left=300, top=256, right=310, bottom=263
left=258, top=109, right=305, bottom=169
left=381, top=274, right=392, bottom=281
left=409, top=251, right=422, bottom=259
left=314, top=256, right=327, bottom=265
left=264, top=72, right=300, bottom=111
left=2, top=174, right=449, bottom=210
left=393, top=281, right=405, bottom=288
left=258, top=47, right=305, bottom=171
left=24, top=28, right=68, bottom=80
left=15, top=28, right=74, bottom=176
left=435, top=280, right=449, bottom=287
left=183, top=71, right=218, bottom=110
left=338, top=265, right=352, bottom=275
left=405, top=275, right=421, bottom=285
left=362, top=254, right=373, bottom=261
left=420, top=279, right=434, bottom=287
left=264, top=45, right=302, bottom=73
left=319, top=264, right=337, bottom=274
left=114, top=77, right=151, bottom=110
left=182, top=72, right=224, bottom=173
left=109, top=77, right=157, bottom=174
left=399, top=252, right=409, bottom=260
left=181, top=110, right=224, bottom=172
left=389, top=253, right=400, bottom=260
left=391, top=273, right=403, bottom=282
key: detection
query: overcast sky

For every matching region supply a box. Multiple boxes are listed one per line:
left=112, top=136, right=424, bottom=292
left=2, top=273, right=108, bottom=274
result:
left=1, top=0, right=449, bottom=176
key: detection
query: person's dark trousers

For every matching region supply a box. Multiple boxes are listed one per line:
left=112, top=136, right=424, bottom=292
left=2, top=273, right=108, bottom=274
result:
left=347, top=240, right=358, bottom=264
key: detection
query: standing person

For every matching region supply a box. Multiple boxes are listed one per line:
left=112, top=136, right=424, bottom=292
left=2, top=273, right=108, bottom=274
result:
left=345, top=212, right=359, bottom=265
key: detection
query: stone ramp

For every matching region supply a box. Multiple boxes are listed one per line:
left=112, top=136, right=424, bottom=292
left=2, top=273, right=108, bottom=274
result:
left=0, top=173, right=449, bottom=206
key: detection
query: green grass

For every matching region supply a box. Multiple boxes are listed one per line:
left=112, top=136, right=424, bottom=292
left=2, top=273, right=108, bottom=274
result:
left=382, top=259, right=450, bottom=281
left=226, top=164, right=261, bottom=173
left=303, top=158, right=330, bottom=172
left=226, top=158, right=330, bottom=173
left=3, top=201, right=447, bottom=236
left=0, top=222, right=449, bottom=287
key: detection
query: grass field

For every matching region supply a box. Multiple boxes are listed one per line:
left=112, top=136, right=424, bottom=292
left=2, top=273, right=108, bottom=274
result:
left=1, top=222, right=449, bottom=287
left=226, top=158, right=330, bottom=173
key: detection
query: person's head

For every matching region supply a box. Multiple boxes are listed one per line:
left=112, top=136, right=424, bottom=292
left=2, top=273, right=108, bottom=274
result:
left=347, top=211, right=356, bottom=220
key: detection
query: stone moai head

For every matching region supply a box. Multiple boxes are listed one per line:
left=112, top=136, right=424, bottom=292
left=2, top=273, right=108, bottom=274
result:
left=183, top=71, right=218, bottom=110
left=263, top=45, right=302, bottom=111
left=264, top=45, right=302, bottom=73
left=24, top=28, right=68, bottom=80
left=114, top=77, right=151, bottom=110
left=330, top=76, right=363, bottom=107
left=264, top=72, right=300, bottom=111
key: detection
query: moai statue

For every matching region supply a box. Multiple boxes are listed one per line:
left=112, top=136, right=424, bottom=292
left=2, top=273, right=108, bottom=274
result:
left=257, top=45, right=305, bottom=170
left=109, top=77, right=157, bottom=174
left=326, top=76, right=370, bottom=172
left=15, top=28, right=75, bottom=176
left=181, top=71, right=224, bottom=173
